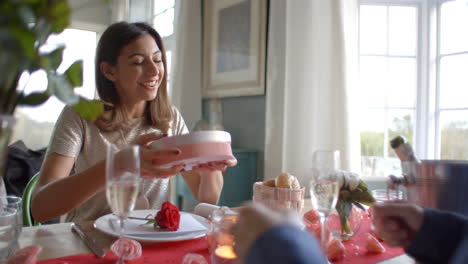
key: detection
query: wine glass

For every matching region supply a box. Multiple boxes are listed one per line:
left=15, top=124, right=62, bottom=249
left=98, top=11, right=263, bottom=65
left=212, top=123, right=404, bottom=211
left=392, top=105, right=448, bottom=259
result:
left=106, top=144, right=142, bottom=263
left=309, top=150, right=340, bottom=248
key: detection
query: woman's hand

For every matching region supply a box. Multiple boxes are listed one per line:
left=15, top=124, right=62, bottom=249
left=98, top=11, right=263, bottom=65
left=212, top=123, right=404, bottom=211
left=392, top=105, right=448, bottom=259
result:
left=134, top=132, right=184, bottom=179
left=192, top=157, right=238, bottom=172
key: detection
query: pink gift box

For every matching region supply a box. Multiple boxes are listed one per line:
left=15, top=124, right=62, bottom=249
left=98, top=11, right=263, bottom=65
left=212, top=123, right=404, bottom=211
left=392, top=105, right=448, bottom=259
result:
left=150, top=131, right=234, bottom=172
left=252, top=182, right=305, bottom=213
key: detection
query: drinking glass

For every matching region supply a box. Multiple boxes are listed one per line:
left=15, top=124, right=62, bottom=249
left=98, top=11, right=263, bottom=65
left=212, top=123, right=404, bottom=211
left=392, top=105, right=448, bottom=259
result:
left=0, top=195, right=22, bottom=260
left=309, top=150, right=340, bottom=247
left=106, top=144, right=142, bottom=263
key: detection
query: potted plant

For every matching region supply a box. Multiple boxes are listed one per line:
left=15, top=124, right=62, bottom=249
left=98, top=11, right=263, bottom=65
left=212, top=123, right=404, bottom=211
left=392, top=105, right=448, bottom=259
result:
left=0, top=0, right=104, bottom=194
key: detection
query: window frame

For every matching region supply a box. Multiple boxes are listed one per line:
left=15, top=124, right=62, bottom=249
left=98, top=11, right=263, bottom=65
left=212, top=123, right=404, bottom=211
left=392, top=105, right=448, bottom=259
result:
left=359, top=0, right=468, bottom=167
left=149, top=0, right=175, bottom=70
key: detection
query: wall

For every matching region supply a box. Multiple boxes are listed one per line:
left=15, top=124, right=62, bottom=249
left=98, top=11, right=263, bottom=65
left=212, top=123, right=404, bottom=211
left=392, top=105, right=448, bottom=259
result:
left=69, top=0, right=111, bottom=32
left=202, top=96, right=266, bottom=181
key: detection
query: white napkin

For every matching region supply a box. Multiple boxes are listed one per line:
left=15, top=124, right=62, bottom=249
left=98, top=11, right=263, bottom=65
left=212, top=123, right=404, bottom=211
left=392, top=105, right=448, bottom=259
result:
left=193, top=203, right=220, bottom=218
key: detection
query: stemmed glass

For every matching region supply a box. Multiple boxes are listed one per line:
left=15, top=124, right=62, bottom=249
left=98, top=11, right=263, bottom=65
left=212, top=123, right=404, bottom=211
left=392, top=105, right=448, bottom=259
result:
left=106, top=144, right=142, bottom=263
left=309, top=150, right=340, bottom=248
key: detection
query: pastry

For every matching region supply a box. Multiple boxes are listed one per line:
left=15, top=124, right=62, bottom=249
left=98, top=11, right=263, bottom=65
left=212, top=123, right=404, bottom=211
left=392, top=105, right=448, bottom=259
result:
left=275, top=172, right=301, bottom=189
left=263, top=179, right=276, bottom=187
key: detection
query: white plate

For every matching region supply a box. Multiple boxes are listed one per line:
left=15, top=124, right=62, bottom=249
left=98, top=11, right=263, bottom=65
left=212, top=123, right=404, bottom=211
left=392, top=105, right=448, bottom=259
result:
left=94, top=210, right=209, bottom=242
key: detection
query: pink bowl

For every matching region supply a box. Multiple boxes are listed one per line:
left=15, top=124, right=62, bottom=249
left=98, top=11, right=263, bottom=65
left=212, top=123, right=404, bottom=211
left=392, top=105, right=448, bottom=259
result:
left=150, top=131, right=234, bottom=171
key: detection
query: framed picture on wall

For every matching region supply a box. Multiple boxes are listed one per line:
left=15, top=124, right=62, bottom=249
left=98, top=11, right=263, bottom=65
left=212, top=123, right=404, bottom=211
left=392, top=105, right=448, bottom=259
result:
left=203, top=0, right=267, bottom=98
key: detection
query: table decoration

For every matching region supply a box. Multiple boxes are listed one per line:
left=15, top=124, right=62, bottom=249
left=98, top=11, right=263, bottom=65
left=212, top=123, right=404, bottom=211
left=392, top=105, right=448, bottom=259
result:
left=206, top=207, right=238, bottom=264
left=94, top=210, right=208, bottom=242
left=252, top=172, right=305, bottom=213
left=304, top=212, right=404, bottom=264
left=333, top=171, right=375, bottom=240
left=36, top=237, right=210, bottom=264
left=144, top=201, right=180, bottom=231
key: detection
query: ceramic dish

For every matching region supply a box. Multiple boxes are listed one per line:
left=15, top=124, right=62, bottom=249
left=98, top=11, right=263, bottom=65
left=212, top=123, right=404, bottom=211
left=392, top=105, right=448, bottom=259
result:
left=94, top=210, right=209, bottom=243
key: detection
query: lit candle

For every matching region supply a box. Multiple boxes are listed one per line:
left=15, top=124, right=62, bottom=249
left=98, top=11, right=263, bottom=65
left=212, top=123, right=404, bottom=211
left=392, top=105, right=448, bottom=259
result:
left=215, top=245, right=237, bottom=260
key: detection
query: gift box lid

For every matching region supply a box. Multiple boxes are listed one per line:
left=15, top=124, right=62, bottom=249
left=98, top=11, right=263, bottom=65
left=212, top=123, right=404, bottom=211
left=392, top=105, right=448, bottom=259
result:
left=151, top=131, right=231, bottom=150
left=150, top=131, right=234, bottom=171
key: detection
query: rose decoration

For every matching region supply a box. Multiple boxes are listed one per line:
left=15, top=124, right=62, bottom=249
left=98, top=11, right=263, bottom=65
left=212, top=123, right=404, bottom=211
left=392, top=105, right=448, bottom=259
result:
left=334, top=171, right=375, bottom=238
left=146, top=202, right=181, bottom=231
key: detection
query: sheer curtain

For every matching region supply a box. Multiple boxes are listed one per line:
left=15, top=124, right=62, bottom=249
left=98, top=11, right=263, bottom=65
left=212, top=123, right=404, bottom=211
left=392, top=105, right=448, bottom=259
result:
left=264, top=0, right=360, bottom=184
left=110, top=0, right=129, bottom=22
left=170, top=0, right=203, bottom=130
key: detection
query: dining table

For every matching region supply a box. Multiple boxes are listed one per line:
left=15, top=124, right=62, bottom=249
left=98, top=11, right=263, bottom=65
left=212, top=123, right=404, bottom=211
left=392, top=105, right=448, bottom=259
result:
left=7, top=200, right=416, bottom=264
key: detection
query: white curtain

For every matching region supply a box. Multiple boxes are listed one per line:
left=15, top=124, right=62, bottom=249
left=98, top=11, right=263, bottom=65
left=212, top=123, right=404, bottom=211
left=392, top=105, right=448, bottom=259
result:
left=264, top=0, right=360, bottom=185
left=170, top=0, right=203, bottom=131
left=110, top=0, right=129, bottom=22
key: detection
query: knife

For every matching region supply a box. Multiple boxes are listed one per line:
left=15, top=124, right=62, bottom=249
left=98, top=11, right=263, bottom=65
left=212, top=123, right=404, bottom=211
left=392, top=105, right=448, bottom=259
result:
left=71, top=222, right=106, bottom=258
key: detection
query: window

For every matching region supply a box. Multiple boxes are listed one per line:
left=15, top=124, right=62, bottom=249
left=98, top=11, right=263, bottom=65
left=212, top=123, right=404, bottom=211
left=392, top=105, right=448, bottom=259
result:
left=358, top=0, right=468, bottom=178
left=11, top=29, right=97, bottom=150
left=152, top=0, right=175, bottom=91
left=130, top=0, right=175, bottom=92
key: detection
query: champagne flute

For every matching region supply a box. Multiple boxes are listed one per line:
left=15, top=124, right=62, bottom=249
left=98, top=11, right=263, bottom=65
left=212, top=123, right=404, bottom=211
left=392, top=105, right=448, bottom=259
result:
left=309, top=150, right=340, bottom=248
left=106, top=144, right=142, bottom=263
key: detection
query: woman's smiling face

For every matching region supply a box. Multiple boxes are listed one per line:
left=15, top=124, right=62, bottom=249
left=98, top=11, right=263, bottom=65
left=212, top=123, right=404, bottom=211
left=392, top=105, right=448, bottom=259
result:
left=111, top=34, right=165, bottom=106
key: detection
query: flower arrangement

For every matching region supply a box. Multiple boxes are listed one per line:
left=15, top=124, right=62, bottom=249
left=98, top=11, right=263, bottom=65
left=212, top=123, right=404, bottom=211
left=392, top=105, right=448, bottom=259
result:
left=146, top=202, right=181, bottom=231
left=334, top=171, right=375, bottom=238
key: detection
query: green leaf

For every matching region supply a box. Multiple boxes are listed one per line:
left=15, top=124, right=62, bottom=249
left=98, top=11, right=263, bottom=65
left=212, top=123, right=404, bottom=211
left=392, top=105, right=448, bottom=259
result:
left=352, top=201, right=366, bottom=211
left=48, top=0, right=70, bottom=33
left=34, top=18, right=52, bottom=46
left=72, top=98, right=104, bottom=122
left=18, top=91, right=50, bottom=105
left=41, top=45, right=64, bottom=70
left=17, top=6, right=35, bottom=25
left=47, top=72, right=79, bottom=105
left=9, top=24, right=35, bottom=59
left=336, top=199, right=352, bottom=223
left=145, top=219, right=156, bottom=225
left=64, top=60, right=83, bottom=87
left=357, top=180, right=370, bottom=191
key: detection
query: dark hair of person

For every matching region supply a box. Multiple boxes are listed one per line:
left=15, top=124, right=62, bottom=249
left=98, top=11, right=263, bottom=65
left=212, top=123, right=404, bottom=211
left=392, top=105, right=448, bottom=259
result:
left=95, top=21, right=172, bottom=133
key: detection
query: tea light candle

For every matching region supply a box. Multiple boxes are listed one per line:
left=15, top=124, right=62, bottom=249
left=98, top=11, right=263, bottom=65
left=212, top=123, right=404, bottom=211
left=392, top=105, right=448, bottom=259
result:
left=215, top=245, right=237, bottom=260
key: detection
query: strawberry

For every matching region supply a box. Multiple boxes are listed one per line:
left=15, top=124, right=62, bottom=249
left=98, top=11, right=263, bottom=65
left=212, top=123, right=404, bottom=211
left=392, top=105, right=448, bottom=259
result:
left=7, top=245, right=42, bottom=264
left=327, top=239, right=345, bottom=261
left=304, top=210, right=320, bottom=224
left=366, top=233, right=386, bottom=254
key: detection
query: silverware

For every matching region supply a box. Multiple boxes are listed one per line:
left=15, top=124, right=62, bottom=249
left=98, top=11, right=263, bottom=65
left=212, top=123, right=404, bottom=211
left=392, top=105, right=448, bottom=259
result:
left=71, top=222, right=106, bottom=258
left=128, top=216, right=151, bottom=221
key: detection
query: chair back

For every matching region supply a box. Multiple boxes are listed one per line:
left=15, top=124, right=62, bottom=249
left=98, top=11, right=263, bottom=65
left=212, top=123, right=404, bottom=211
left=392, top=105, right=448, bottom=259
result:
left=22, top=172, right=40, bottom=227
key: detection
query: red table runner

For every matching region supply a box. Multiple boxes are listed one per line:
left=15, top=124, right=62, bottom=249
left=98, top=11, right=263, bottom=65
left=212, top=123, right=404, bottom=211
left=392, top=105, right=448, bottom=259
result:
left=37, top=237, right=210, bottom=264
left=37, top=215, right=404, bottom=264
left=332, top=214, right=405, bottom=264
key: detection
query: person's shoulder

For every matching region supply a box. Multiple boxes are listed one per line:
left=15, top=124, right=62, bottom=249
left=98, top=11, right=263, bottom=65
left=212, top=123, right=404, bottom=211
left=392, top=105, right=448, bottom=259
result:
left=59, top=105, right=81, bottom=120
left=170, top=105, right=186, bottom=122
left=171, top=105, right=182, bottom=116
left=59, top=105, right=96, bottom=128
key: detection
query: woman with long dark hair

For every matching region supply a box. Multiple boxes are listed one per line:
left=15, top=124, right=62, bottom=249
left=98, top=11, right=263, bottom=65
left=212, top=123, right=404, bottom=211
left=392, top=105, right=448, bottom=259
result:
left=31, top=22, right=236, bottom=223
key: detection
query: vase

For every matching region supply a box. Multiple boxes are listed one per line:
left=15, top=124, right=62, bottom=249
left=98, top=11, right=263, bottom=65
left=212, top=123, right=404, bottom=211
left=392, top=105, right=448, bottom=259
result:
left=327, top=204, right=364, bottom=241
left=0, top=115, right=16, bottom=196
